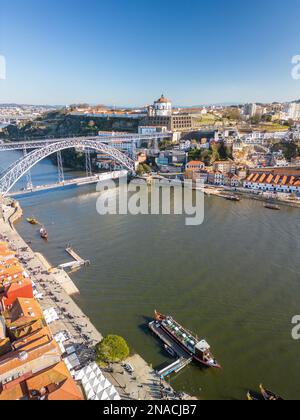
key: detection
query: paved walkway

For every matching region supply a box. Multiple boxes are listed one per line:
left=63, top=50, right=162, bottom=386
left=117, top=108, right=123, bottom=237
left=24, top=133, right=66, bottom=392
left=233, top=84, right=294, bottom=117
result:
left=0, top=201, right=196, bottom=401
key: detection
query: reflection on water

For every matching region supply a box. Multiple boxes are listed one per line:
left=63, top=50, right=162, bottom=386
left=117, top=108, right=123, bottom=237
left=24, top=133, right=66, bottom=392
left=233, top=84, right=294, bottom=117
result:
left=2, top=152, right=300, bottom=400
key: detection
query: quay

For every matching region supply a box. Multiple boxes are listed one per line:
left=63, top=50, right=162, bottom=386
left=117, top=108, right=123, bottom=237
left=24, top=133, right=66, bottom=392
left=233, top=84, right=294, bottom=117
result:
left=0, top=197, right=197, bottom=401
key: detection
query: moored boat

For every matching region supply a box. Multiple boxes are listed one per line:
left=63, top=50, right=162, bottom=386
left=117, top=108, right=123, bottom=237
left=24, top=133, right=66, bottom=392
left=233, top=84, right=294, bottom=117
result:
left=260, top=384, right=284, bottom=401
left=264, top=203, right=280, bottom=211
left=40, top=227, right=48, bottom=240
left=247, top=391, right=263, bottom=401
left=27, top=217, right=39, bottom=225
left=152, top=310, right=221, bottom=368
left=225, top=195, right=240, bottom=202
left=164, top=344, right=176, bottom=357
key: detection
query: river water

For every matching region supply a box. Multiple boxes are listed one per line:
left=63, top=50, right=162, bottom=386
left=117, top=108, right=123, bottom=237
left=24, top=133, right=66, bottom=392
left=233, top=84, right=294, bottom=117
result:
left=2, top=151, right=300, bottom=400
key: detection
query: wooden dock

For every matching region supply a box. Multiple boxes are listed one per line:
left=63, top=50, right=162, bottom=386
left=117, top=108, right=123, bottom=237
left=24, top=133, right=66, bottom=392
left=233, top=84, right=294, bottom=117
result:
left=58, top=247, right=90, bottom=270
left=149, top=321, right=193, bottom=378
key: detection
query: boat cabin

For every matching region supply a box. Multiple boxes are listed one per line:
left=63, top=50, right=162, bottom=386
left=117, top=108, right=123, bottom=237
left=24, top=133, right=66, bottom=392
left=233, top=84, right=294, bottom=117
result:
left=195, top=340, right=211, bottom=361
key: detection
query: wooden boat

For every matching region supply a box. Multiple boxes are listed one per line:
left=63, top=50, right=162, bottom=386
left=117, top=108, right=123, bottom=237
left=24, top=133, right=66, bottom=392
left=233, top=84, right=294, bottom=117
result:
left=153, top=310, right=221, bottom=368
left=27, top=217, right=39, bottom=225
left=264, top=203, right=280, bottom=211
left=260, top=384, right=284, bottom=401
left=225, top=195, right=240, bottom=202
left=247, top=391, right=260, bottom=401
left=40, top=228, right=48, bottom=241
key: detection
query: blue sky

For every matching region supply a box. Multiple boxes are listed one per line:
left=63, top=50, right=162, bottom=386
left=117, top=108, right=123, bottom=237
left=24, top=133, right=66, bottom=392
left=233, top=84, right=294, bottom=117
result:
left=0, top=0, right=300, bottom=106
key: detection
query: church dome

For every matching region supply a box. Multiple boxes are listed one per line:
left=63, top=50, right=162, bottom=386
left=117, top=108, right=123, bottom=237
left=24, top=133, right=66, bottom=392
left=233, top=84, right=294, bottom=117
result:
left=155, top=94, right=171, bottom=104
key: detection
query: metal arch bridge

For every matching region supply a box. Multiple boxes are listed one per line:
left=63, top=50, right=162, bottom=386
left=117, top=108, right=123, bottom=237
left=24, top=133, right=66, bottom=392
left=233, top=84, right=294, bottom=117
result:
left=0, top=138, right=137, bottom=196
left=0, top=132, right=172, bottom=151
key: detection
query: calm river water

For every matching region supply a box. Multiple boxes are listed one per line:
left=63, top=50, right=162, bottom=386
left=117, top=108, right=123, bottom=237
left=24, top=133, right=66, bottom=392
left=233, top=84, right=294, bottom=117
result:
left=2, top=151, right=300, bottom=400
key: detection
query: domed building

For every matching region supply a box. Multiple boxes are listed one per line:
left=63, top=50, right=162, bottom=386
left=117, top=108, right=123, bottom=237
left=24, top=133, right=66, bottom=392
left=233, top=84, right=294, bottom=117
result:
left=145, top=94, right=194, bottom=133
left=153, top=94, right=172, bottom=117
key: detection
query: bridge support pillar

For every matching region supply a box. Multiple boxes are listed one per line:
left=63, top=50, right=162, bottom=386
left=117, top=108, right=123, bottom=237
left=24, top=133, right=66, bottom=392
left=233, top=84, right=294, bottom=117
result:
left=23, top=147, right=33, bottom=190
left=57, top=151, right=65, bottom=183
left=85, top=148, right=92, bottom=177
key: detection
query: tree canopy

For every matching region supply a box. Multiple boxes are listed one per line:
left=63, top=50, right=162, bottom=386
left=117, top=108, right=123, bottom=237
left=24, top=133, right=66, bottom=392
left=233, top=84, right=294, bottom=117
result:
left=96, top=335, right=130, bottom=364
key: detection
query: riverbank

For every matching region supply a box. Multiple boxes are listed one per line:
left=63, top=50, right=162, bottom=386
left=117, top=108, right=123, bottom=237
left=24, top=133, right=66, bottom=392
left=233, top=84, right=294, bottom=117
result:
left=0, top=197, right=196, bottom=401
left=200, top=185, right=300, bottom=209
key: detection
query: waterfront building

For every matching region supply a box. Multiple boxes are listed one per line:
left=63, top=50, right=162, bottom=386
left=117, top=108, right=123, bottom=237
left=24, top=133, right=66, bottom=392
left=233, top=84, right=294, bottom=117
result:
left=244, top=172, right=300, bottom=193
left=224, top=173, right=241, bottom=187
left=0, top=241, right=85, bottom=400
left=208, top=171, right=225, bottom=185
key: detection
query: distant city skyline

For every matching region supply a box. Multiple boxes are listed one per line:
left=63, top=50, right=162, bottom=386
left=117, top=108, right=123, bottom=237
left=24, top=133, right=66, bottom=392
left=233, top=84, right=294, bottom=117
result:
left=1, top=0, right=300, bottom=106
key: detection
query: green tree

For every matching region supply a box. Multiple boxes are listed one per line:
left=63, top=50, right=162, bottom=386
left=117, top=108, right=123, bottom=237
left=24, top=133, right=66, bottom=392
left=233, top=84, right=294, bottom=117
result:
left=96, top=335, right=130, bottom=364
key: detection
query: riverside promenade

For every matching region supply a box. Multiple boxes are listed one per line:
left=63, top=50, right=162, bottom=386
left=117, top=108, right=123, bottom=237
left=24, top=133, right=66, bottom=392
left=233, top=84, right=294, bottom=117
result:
left=0, top=198, right=195, bottom=401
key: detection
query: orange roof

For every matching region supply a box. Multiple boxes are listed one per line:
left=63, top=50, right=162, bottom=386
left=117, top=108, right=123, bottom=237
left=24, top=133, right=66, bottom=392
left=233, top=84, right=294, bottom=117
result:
left=281, top=176, right=288, bottom=185
left=289, top=176, right=295, bottom=186
left=12, top=326, right=52, bottom=351
left=259, top=174, right=267, bottom=183
left=0, top=383, right=25, bottom=400
left=47, top=378, right=84, bottom=401
left=252, top=173, right=260, bottom=182
left=274, top=175, right=281, bottom=184
left=26, top=361, right=70, bottom=392
left=0, top=336, right=60, bottom=379
left=187, top=161, right=205, bottom=166
left=5, top=298, right=43, bottom=329
left=0, top=258, right=19, bottom=266
left=0, top=265, right=24, bottom=279
left=266, top=174, right=273, bottom=184
left=155, top=94, right=171, bottom=104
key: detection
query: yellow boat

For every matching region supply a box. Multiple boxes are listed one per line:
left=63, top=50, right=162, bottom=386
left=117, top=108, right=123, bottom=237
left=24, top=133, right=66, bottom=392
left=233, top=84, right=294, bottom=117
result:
left=27, top=218, right=39, bottom=225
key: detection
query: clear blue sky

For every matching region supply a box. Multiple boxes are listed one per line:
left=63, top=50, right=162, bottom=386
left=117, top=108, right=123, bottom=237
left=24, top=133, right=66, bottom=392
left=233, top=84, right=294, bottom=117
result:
left=0, top=0, right=300, bottom=106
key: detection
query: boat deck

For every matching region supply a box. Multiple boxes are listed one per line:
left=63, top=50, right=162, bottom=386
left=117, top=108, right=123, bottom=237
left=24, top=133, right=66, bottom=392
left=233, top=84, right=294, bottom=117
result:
left=149, top=321, right=191, bottom=359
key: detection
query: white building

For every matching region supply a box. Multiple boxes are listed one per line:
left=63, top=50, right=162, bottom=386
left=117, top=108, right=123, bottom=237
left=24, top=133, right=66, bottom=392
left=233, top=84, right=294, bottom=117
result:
left=284, top=102, right=300, bottom=120
left=244, top=172, right=300, bottom=194
left=138, top=126, right=168, bottom=135
left=149, top=94, right=172, bottom=117
left=243, top=103, right=257, bottom=118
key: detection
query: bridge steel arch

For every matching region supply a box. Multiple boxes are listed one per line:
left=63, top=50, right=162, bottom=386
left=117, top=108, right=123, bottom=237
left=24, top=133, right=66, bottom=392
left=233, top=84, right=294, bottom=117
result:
left=0, top=139, right=136, bottom=196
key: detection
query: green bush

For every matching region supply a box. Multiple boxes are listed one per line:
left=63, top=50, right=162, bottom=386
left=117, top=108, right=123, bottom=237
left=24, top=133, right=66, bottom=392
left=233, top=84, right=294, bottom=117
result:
left=96, top=335, right=130, bottom=364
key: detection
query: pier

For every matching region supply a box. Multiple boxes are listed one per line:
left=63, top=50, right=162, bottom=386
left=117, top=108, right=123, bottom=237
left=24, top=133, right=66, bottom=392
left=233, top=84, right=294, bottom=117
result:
left=58, top=246, right=90, bottom=270
left=149, top=321, right=193, bottom=378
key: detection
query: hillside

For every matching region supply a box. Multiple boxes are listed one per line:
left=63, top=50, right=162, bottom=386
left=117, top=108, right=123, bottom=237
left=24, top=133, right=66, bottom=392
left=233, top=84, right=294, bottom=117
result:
left=0, top=109, right=142, bottom=141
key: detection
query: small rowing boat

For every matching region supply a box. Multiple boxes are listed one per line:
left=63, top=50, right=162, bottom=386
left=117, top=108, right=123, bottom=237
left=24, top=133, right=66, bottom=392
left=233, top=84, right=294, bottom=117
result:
left=260, top=384, right=284, bottom=401
left=40, top=227, right=48, bottom=241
